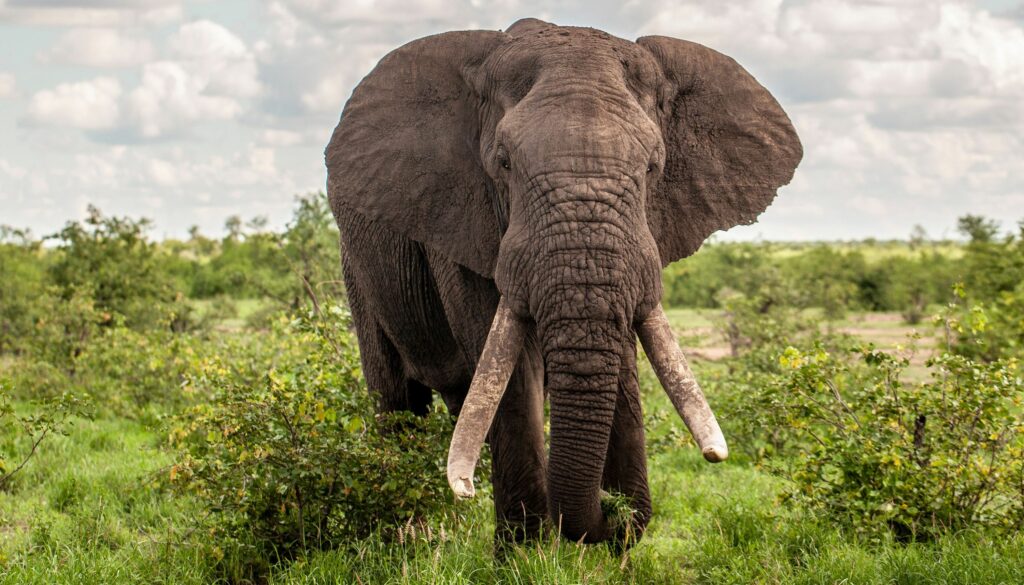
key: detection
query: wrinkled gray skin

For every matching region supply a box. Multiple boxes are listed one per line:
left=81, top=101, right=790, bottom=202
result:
left=326, top=18, right=801, bottom=545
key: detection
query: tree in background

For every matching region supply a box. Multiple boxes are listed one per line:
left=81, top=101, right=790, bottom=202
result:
left=189, top=192, right=342, bottom=318
left=281, top=191, right=344, bottom=312
left=958, top=215, right=1000, bottom=244
left=47, top=207, right=179, bottom=330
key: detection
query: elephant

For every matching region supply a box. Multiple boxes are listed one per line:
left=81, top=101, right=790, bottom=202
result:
left=325, top=18, right=801, bottom=546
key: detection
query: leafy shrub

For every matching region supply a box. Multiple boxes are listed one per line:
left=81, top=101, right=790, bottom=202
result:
left=0, top=228, right=47, bottom=354
left=168, top=306, right=462, bottom=563
left=781, top=246, right=864, bottom=320
left=72, top=325, right=196, bottom=419
left=47, top=206, right=179, bottom=330
left=3, top=290, right=198, bottom=418
left=3, top=289, right=105, bottom=399
left=713, top=284, right=814, bottom=362
left=661, top=241, right=780, bottom=309
left=949, top=282, right=1024, bottom=362
left=189, top=192, right=341, bottom=313
left=707, top=290, right=844, bottom=461
left=718, top=298, right=1024, bottom=540
left=770, top=342, right=1024, bottom=540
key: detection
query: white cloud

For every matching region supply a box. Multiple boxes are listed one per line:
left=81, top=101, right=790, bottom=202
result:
left=300, top=76, right=349, bottom=113
left=41, top=28, right=155, bottom=68
left=0, top=0, right=182, bottom=27
left=249, top=147, right=277, bottom=178
left=146, top=156, right=182, bottom=186
left=923, top=3, right=1024, bottom=98
left=121, top=20, right=261, bottom=137
left=23, top=20, right=260, bottom=138
left=169, top=20, right=261, bottom=99
left=0, top=158, right=27, bottom=180
left=849, top=195, right=888, bottom=216
left=4, top=1, right=1024, bottom=241
left=26, top=76, right=122, bottom=130
left=260, top=129, right=303, bottom=146
left=277, top=0, right=464, bottom=25
left=0, top=72, right=14, bottom=97
left=127, top=61, right=242, bottom=137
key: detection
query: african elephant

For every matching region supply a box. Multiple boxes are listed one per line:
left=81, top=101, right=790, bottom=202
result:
left=325, top=18, right=801, bottom=546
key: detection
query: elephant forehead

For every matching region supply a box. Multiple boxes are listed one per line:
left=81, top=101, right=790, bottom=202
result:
left=495, top=86, right=663, bottom=167
left=481, top=23, right=662, bottom=108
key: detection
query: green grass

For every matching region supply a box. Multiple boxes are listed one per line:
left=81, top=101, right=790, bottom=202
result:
left=663, top=308, right=716, bottom=330
left=2, top=310, right=1020, bottom=584
left=759, top=240, right=964, bottom=262
left=5, top=379, right=1024, bottom=584
left=0, top=414, right=213, bottom=584
left=190, top=297, right=272, bottom=330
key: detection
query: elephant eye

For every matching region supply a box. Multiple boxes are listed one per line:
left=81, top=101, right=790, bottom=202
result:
left=498, top=153, right=511, bottom=171
left=646, top=163, right=655, bottom=174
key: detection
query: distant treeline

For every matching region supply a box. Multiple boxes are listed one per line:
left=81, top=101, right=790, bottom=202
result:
left=0, top=193, right=341, bottom=352
left=2, top=194, right=1022, bottom=350
left=664, top=216, right=1024, bottom=322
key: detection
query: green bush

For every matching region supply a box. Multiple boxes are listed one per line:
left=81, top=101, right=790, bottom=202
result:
left=707, top=289, right=843, bottom=461
left=15, top=289, right=104, bottom=383
left=47, top=207, right=180, bottom=330
left=713, top=284, right=812, bottom=362
left=168, top=306, right=462, bottom=563
left=189, top=192, right=341, bottom=313
left=950, top=283, right=1024, bottom=363
left=770, top=342, right=1024, bottom=540
left=0, top=228, right=48, bottom=354
left=719, top=300, right=1024, bottom=540
left=3, top=290, right=198, bottom=418
left=72, top=325, right=196, bottom=419
left=781, top=246, right=865, bottom=320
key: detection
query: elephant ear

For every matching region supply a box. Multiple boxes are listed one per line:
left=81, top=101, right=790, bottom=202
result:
left=326, top=31, right=508, bottom=277
left=637, top=36, right=802, bottom=265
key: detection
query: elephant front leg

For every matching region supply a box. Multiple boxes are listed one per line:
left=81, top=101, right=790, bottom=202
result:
left=601, top=345, right=652, bottom=550
left=488, top=346, right=548, bottom=547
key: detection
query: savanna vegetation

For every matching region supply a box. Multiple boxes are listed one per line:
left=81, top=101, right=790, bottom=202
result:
left=3, top=197, right=1024, bottom=583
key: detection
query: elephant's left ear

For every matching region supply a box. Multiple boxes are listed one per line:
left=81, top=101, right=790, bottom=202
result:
left=637, top=36, right=803, bottom=265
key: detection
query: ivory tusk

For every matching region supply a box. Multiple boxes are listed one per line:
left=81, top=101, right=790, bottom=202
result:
left=637, top=304, right=728, bottom=462
left=446, top=297, right=526, bottom=498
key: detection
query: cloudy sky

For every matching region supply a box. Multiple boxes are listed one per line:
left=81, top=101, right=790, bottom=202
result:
left=1, top=0, right=1022, bottom=241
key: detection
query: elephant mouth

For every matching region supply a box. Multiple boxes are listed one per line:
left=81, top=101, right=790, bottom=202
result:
left=445, top=297, right=727, bottom=500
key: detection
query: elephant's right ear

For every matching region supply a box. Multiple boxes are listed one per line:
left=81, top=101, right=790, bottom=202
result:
left=326, top=31, right=508, bottom=277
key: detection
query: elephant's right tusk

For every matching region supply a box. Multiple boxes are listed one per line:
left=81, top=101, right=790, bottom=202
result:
left=447, top=296, right=526, bottom=498
left=637, top=304, right=728, bottom=463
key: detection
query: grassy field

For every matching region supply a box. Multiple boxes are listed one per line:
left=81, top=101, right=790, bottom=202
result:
left=2, top=311, right=1020, bottom=584
left=757, top=240, right=964, bottom=262
left=666, top=307, right=936, bottom=366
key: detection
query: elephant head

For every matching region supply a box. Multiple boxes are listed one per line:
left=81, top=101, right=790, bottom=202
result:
left=326, top=19, right=801, bottom=542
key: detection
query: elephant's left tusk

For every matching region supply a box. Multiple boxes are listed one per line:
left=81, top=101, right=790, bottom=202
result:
left=637, top=303, right=728, bottom=463
left=447, top=296, right=526, bottom=498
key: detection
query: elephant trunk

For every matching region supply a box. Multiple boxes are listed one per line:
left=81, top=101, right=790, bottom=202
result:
left=543, top=319, right=624, bottom=543
left=518, top=177, right=652, bottom=542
